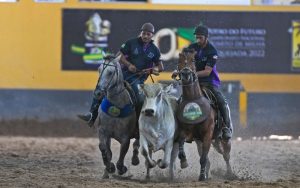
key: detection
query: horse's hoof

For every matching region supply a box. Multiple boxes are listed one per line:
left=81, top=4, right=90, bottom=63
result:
left=157, top=159, right=168, bottom=169
left=117, top=165, right=128, bottom=175
left=180, top=158, right=188, bottom=169
left=131, top=155, right=140, bottom=166
left=145, top=175, right=150, bottom=180
left=102, top=170, right=109, bottom=179
left=198, top=174, right=207, bottom=181
left=145, top=160, right=156, bottom=168
left=225, top=170, right=237, bottom=180
left=106, top=162, right=116, bottom=174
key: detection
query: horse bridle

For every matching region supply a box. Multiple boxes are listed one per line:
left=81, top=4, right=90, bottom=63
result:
left=178, top=53, right=198, bottom=86
left=98, top=59, right=122, bottom=95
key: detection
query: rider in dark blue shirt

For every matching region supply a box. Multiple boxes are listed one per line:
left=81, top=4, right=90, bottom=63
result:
left=78, top=23, right=163, bottom=126
left=120, top=27, right=162, bottom=100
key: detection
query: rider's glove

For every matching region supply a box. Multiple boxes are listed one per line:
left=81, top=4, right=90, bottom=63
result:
left=171, top=70, right=179, bottom=79
left=152, top=67, right=160, bottom=76
left=128, top=64, right=137, bottom=73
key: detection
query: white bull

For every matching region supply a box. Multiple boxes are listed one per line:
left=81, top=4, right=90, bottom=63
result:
left=138, top=83, right=179, bottom=180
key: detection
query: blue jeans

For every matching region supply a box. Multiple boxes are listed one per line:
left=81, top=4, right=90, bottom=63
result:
left=124, top=76, right=145, bottom=105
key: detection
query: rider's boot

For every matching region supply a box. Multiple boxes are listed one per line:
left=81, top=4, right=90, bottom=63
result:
left=220, top=103, right=233, bottom=140
left=78, top=97, right=103, bottom=127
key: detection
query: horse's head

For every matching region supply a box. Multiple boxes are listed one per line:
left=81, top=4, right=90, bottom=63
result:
left=98, top=54, right=122, bottom=93
left=177, top=48, right=197, bottom=84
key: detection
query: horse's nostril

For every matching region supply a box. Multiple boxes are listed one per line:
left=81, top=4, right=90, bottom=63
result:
left=145, top=109, right=154, bottom=116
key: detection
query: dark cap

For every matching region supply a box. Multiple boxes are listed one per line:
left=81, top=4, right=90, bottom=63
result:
left=194, top=25, right=209, bottom=37
left=141, top=22, right=155, bottom=33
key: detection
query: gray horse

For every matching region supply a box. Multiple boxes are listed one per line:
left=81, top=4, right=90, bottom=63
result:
left=97, top=56, right=139, bottom=179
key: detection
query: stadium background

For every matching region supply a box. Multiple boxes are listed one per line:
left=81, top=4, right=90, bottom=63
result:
left=0, top=0, right=300, bottom=138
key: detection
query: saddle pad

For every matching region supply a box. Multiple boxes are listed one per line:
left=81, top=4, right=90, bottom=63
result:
left=101, top=97, right=134, bottom=118
left=177, top=96, right=211, bottom=125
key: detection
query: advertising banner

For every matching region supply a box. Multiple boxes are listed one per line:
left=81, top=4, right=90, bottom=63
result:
left=151, top=0, right=251, bottom=5
left=292, top=20, right=300, bottom=71
left=62, top=9, right=300, bottom=73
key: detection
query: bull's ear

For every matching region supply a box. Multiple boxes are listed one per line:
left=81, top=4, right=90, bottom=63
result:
left=157, top=90, right=163, bottom=101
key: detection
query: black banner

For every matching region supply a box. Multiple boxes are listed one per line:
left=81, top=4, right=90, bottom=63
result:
left=62, top=9, right=300, bottom=73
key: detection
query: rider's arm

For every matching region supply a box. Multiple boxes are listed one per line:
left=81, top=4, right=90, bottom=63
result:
left=196, top=53, right=217, bottom=78
left=152, top=49, right=164, bottom=74
left=120, top=52, right=136, bottom=72
left=119, top=40, right=137, bottom=72
left=196, top=66, right=213, bottom=78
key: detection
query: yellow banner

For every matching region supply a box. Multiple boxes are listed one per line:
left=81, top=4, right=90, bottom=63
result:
left=292, top=20, right=300, bottom=70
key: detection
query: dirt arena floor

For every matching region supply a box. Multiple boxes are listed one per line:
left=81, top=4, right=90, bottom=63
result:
left=1, top=135, right=300, bottom=188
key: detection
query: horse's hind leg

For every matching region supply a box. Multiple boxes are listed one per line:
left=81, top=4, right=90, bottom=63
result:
left=131, top=139, right=140, bottom=166
left=99, top=136, right=115, bottom=178
left=116, top=139, right=130, bottom=175
left=221, top=139, right=234, bottom=178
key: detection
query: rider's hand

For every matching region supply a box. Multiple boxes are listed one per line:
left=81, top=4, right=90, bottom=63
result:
left=152, top=67, right=160, bottom=76
left=128, top=64, right=137, bottom=73
left=171, top=70, right=179, bottom=79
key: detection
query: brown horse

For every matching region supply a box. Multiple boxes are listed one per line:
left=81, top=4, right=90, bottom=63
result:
left=175, top=48, right=233, bottom=181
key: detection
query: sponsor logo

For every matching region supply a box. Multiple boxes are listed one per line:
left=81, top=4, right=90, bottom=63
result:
left=183, top=102, right=203, bottom=121
left=108, top=106, right=121, bottom=117
left=71, top=13, right=111, bottom=65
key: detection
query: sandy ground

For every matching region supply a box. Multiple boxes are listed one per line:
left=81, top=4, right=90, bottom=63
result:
left=1, top=136, right=300, bottom=188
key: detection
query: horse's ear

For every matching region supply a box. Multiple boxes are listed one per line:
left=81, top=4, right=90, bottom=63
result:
left=104, top=54, right=116, bottom=61
left=178, top=53, right=185, bottom=70
left=138, top=84, right=144, bottom=93
left=98, top=63, right=103, bottom=74
left=192, top=50, right=197, bottom=56
left=138, top=83, right=144, bottom=88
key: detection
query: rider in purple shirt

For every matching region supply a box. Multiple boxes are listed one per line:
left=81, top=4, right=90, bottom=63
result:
left=174, top=25, right=233, bottom=140
left=191, top=25, right=233, bottom=140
